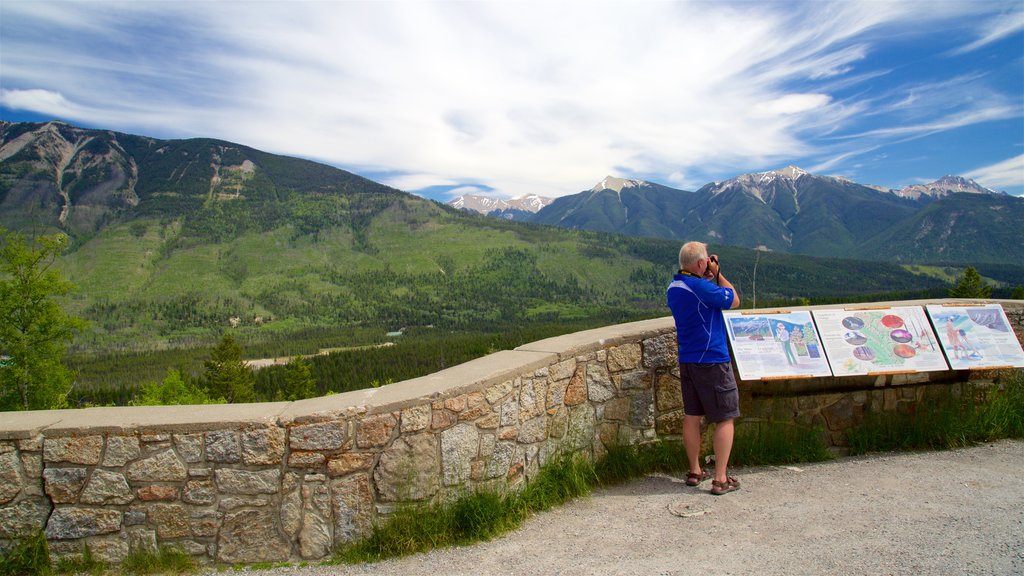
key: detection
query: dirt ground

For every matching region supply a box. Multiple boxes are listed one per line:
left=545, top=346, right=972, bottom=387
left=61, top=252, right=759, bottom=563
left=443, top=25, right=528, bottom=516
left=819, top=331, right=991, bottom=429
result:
left=226, top=439, right=1024, bottom=576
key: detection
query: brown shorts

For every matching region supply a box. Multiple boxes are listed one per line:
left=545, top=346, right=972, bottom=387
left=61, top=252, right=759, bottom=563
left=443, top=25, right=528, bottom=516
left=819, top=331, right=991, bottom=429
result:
left=680, top=362, right=740, bottom=423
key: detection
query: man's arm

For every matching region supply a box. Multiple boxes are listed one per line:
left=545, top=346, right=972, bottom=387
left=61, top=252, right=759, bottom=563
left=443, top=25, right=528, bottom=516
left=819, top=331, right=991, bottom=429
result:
left=706, top=254, right=741, bottom=309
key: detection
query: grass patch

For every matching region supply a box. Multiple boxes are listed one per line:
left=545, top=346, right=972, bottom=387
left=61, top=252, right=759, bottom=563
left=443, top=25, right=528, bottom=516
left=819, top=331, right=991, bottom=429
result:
left=731, top=420, right=835, bottom=466
left=847, top=370, right=1024, bottom=455
left=1, top=531, right=51, bottom=576
left=119, top=547, right=195, bottom=575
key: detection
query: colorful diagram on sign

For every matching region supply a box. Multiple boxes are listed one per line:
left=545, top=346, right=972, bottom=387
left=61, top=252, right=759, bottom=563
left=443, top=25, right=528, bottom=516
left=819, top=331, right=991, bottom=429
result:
left=812, top=306, right=948, bottom=376
left=926, top=304, right=1024, bottom=370
left=724, top=310, right=832, bottom=380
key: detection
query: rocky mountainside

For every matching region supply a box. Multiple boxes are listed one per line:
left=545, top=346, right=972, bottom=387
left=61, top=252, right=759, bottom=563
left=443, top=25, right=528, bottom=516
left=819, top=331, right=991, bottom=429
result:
left=524, top=167, right=1022, bottom=265
left=449, top=193, right=552, bottom=220
left=0, top=120, right=403, bottom=236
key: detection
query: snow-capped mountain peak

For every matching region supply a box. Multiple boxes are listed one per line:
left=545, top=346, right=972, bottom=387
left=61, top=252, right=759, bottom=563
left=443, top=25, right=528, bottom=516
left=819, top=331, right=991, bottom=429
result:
left=591, top=175, right=643, bottom=193
left=894, top=175, right=998, bottom=199
left=448, top=193, right=553, bottom=216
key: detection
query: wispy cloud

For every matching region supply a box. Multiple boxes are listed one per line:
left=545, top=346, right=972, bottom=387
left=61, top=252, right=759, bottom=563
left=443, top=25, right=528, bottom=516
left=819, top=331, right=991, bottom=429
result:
left=1, top=1, right=1021, bottom=198
left=965, top=155, right=1024, bottom=191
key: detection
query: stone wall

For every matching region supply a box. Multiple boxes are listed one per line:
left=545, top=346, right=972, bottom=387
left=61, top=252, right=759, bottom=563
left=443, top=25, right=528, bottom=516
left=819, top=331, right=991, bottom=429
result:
left=1, top=299, right=1021, bottom=566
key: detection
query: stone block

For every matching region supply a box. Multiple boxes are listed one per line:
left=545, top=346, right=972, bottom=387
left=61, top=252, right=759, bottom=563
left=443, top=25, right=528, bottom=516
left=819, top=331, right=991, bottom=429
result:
left=43, top=467, right=88, bottom=503
left=655, top=372, right=683, bottom=412
left=190, top=509, right=221, bottom=538
left=603, top=398, right=629, bottom=422
left=517, top=416, right=547, bottom=444
left=205, top=430, right=241, bottom=463
left=0, top=450, right=23, bottom=504
left=137, top=485, right=178, bottom=501
left=102, top=435, right=140, bottom=467
left=289, top=450, right=326, bottom=468
left=126, top=449, right=187, bottom=482
left=549, top=358, right=577, bottom=382
left=45, top=507, right=121, bottom=539
left=400, top=404, right=431, bottom=433
left=43, top=436, right=103, bottom=465
left=549, top=407, right=568, bottom=439
left=484, top=378, right=515, bottom=404
left=357, top=413, right=398, bottom=449
left=441, top=424, right=479, bottom=486
left=281, top=486, right=302, bottom=538
left=173, top=433, right=203, bottom=463
left=432, top=407, right=457, bottom=431
left=519, top=379, right=546, bottom=421
left=629, top=389, right=655, bottom=428
left=443, top=395, right=467, bottom=412
left=146, top=503, right=189, bottom=538
left=17, top=436, right=43, bottom=452
left=331, top=473, right=374, bottom=545
left=643, top=332, right=677, bottom=369
left=586, top=364, right=615, bottom=402
left=79, top=470, right=133, bottom=505
left=566, top=404, right=597, bottom=453
left=0, top=497, right=51, bottom=538
left=475, top=412, right=500, bottom=429
left=461, top=392, right=491, bottom=421
left=373, top=433, right=439, bottom=501
left=616, top=369, right=651, bottom=390
left=546, top=378, right=568, bottom=409
left=564, top=367, right=587, bottom=406
left=327, top=453, right=374, bottom=477
left=290, top=422, right=346, bottom=451
left=217, top=508, right=290, bottom=563
left=299, top=479, right=332, bottom=559
left=86, top=534, right=130, bottom=564
left=219, top=495, right=272, bottom=510
left=241, top=426, right=286, bottom=465
left=182, top=479, right=216, bottom=505
left=608, top=343, right=642, bottom=372
left=485, top=441, right=516, bottom=480
left=215, top=468, right=281, bottom=495
left=655, top=410, right=685, bottom=436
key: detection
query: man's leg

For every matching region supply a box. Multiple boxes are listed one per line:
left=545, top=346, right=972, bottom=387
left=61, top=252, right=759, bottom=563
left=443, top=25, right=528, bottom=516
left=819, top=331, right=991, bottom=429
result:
left=712, top=418, right=734, bottom=483
left=683, top=414, right=703, bottom=474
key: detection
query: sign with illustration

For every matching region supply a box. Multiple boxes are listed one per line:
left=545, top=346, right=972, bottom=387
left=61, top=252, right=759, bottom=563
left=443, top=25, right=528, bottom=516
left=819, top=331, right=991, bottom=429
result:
left=723, top=310, right=832, bottom=380
left=925, top=304, right=1024, bottom=370
left=811, top=306, right=948, bottom=376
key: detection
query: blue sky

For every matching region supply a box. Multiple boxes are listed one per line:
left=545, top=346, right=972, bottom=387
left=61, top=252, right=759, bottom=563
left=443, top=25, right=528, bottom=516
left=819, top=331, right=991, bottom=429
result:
left=2, top=0, right=1022, bottom=200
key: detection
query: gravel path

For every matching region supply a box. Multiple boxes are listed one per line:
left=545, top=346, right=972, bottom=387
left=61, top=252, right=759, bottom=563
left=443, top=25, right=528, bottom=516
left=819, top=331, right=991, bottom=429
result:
left=221, top=439, right=1024, bottom=576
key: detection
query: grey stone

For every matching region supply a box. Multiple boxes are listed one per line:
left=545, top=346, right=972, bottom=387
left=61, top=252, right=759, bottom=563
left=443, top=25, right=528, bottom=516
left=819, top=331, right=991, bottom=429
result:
left=126, top=526, right=157, bottom=554
left=519, top=379, right=546, bottom=421
left=441, top=423, right=479, bottom=486
left=299, top=479, right=333, bottom=559
left=217, top=508, right=290, bottom=563
left=182, top=479, right=216, bottom=505
left=79, top=469, right=133, bottom=505
left=518, top=416, right=548, bottom=444
left=566, top=404, right=597, bottom=453
left=86, top=535, right=130, bottom=563
left=373, top=433, right=439, bottom=501
left=331, top=474, right=374, bottom=544
left=215, top=468, right=281, bottom=495
left=205, top=430, right=240, bottom=463
left=45, top=507, right=121, bottom=539
left=281, top=487, right=302, bottom=538
left=241, top=427, right=286, bottom=465
left=587, top=364, right=615, bottom=402
left=484, top=378, right=515, bottom=404
left=643, top=333, right=678, bottom=369
left=0, top=450, right=22, bottom=504
left=126, top=449, right=187, bottom=482
left=17, top=436, right=43, bottom=452
left=102, top=435, right=140, bottom=467
left=43, top=467, right=88, bottom=503
left=173, top=433, right=204, bottom=463
left=629, top=389, right=655, bottom=427
left=124, top=510, right=147, bottom=526
left=43, top=436, right=103, bottom=464
left=616, top=369, right=651, bottom=390
left=550, top=358, right=577, bottom=382
left=0, top=497, right=51, bottom=538
left=485, top=441, right=516, bottom=479
left=290, top=422, right=346, bottom=451
left=219, top=495, right=273, bottom=509
left=190, top=509, right=221, bottom=538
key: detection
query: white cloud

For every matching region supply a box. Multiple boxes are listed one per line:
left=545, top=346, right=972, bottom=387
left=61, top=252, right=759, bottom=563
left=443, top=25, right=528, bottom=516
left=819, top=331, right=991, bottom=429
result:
left=965, top=155, right=1024, bottom=193
left=1, top=1, right=1021, bottom=198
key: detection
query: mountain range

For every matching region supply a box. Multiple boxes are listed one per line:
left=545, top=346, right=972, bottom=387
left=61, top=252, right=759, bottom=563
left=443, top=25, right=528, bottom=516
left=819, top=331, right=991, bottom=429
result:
left=450, top=167, right=1022, bottom=265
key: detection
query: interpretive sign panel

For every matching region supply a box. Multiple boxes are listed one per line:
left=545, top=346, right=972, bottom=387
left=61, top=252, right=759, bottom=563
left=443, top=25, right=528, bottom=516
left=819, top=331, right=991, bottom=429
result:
left=926, top=303, right=1024, bottom=370
left=724, top=310, right=832, bottom=380
left=812, top=306, right=948, bottom=376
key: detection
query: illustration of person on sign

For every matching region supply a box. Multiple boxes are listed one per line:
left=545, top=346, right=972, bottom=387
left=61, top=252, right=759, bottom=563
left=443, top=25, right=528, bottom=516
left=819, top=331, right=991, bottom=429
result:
left=776, top=323, right=797, bottom=366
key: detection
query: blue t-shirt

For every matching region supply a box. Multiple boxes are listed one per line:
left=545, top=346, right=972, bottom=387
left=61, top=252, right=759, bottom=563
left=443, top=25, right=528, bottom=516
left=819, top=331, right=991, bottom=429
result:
left=667, top=273, right=735, bottom=364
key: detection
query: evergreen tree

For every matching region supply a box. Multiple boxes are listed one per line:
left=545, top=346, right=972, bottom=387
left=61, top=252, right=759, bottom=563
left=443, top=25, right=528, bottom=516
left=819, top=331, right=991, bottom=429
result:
left=133, top=369, right=223, bottom=406
left=0, top=229, right=86, bottom=411
left=948, top=266, right=992, bottom=298
left=278, top=355, right=317, bottom=401
left=1012, top=286, right=1024, bottom=300
left=201, top=334, right=256, bottom=403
